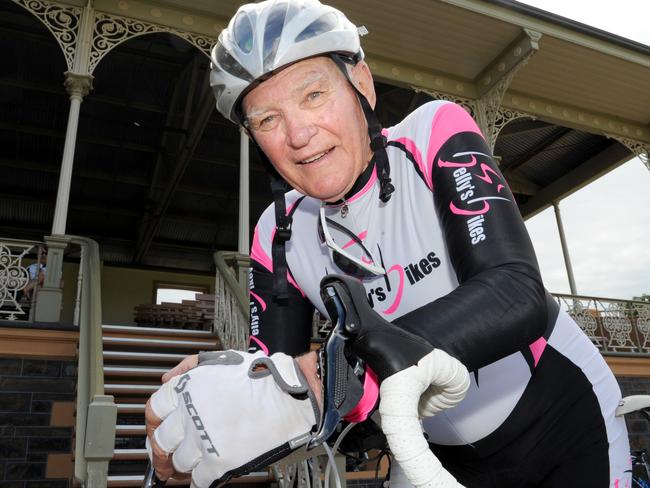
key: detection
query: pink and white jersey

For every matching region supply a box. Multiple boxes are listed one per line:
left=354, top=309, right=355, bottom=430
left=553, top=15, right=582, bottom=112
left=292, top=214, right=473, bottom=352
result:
left=248, top=101, right=628, bottom=484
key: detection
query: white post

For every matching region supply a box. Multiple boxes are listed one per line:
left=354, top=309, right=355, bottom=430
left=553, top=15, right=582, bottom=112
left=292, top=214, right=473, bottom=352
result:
left=238, top=128, right=250, bottom=254
left=236, top=129, right=251, bottom=291
left=553, top=201, right=578, bottom=295
left=37, top=2, right=94, bottom=323
left=51, top=72, right=93, bottom=235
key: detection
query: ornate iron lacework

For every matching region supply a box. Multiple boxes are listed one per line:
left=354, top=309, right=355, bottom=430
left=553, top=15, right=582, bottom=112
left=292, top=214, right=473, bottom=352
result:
left=554, top=294, right=650, bottom=354
left=413, top=87, right=475, bottom=117
left=89, top=12, right=216, bottom=74
left=635, top=303, right=650, bottom=351
left=488, top=106, right=530, bottom=149
left=0, top=242, right=35, bottom=321
left=606, top=134, right=650, bottom=172
left=412, top=88, right=530, bottom=151
left=11, top=0, right=82, bottom=71
left=473, top=62, right=536, bottom=150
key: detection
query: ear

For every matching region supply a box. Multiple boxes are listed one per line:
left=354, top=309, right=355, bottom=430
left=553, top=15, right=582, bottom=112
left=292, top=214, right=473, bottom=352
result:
left=350, top=61, right=376, bottom=109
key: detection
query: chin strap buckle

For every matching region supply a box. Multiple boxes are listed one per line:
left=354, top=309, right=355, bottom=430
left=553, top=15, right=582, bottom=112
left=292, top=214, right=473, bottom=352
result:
left=275, top=223, right=292, bottom=243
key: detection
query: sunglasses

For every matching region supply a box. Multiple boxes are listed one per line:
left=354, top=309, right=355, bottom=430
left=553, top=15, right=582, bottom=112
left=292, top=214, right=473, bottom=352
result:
left=318, top=205, right=385, bottom=279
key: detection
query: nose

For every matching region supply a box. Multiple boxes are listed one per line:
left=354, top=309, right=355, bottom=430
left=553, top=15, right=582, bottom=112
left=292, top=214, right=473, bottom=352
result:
left=284, top=112, right=317, bottom=149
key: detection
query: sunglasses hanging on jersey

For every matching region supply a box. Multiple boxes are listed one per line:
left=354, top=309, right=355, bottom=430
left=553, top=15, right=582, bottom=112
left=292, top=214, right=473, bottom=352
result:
left=318, top=205, right=386, bottom=279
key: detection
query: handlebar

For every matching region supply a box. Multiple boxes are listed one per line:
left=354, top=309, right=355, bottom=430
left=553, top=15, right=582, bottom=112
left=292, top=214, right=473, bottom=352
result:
left=143, top=462, right=165, bottom=488
left=144, top=274, right=469, bottom=488
left=319, top=275, right=468, bottom=488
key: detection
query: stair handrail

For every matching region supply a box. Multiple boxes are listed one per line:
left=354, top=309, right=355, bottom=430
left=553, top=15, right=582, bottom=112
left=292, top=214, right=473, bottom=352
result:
left=213, top=251, right=250, bottom=350
left=70, top=236, right=117, bottom=487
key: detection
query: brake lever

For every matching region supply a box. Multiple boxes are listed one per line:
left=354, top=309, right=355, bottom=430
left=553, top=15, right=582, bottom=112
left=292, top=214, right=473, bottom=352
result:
left=308, top=278, right=364, bottom=449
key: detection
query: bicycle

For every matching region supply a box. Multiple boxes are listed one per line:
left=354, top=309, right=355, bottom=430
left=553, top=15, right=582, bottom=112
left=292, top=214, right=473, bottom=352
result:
left=616, top=395, right=650, bottom=487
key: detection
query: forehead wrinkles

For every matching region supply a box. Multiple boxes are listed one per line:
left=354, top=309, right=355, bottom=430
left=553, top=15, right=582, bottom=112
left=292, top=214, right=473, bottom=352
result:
left=245, top=68, right=333, bottom=118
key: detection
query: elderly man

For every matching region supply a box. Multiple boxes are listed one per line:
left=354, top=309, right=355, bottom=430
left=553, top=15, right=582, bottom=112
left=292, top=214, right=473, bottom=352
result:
left=146, top=1, right=630, bottom=487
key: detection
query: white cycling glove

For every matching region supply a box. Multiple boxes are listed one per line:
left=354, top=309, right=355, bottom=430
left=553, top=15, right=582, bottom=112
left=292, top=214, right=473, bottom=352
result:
left=148, top=350, right=319, bottom=488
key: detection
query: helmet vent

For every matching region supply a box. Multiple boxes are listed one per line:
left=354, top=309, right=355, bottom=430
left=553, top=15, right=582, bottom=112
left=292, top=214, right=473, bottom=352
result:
left=263, top=2, right=289, bottom=71
left=295, top=11, right=338, bottom=42
left=233, top=12, right=254, bottom=54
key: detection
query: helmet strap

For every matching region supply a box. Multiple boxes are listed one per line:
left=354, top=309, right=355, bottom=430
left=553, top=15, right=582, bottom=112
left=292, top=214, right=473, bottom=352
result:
left=252, top=143, right=292, bottom=302
left=330, top=55, right=394, bottom=203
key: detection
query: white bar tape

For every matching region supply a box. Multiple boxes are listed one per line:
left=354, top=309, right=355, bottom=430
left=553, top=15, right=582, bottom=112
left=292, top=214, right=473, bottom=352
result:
left=378, top=349, right=470, bottom=488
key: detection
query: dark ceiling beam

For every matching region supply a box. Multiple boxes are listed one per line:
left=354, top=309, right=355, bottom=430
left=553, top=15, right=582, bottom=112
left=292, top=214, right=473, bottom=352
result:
left=133, top=80, right=215, bottom=263
left=0, top=24, right=61, bottom=46
left=0, top=120, right=249, bottom=168
left=136, top=54, right=205, bottom=260
left=0, top=188, right=240, bottom=227
left=0, top=222, right=235, bottom=258
left=504, top=173, right=540, bottom=196
left=0, top=78, right=233, bottom=133
left=406, top=91, right=425, bottom=114
left=140, top=53, right=193, bottom=230
left=0, top=157, right=269, bottom=202
left=0, top=224, right=49, bottom=242
left=0, top=77, right=163, bottom=112
left=0, top=121, right=158, bottom=154
left=497, top=119, right=552, bottom=138
left=519, top=142, right=631, bottom=219
left=502, top=127, right=573, bottom=176
left=186, top=154, right=266, bottom=173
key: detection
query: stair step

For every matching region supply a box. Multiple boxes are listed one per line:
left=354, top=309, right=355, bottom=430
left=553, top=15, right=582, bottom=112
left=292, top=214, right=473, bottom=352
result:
left=116, top=403, right=145, bottom=413
left=103, top=324, right=216, bottom=337
left=113, top=449, right=148, bottom=460
left=116, top=424, right=145, bottom=436
left=103, top=325, right=221, bottom=481
left=104, top=351, right=189, bottom=363
left=105, top=366, right=169, bottom=377
left=103, top=336, right=217, bottom=349
left=106, top=384, right=159, bottom=395
left=107, top=472, right=270, bottom=486
left=107, top=475, right=190, bottom=487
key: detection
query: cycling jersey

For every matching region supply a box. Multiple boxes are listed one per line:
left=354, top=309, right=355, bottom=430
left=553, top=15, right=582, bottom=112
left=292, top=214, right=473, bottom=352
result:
left=248, top=100, right=630, bottom=487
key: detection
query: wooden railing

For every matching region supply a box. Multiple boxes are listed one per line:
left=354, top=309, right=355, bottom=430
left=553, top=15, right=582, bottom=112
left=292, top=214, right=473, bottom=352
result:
left=70, top=236, right=116, bottom=488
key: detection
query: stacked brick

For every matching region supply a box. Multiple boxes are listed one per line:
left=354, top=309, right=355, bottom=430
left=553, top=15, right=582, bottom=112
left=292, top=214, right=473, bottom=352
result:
left=618, top=377, right=650, bottom=453
left=0, top=358, right=76, bottom=488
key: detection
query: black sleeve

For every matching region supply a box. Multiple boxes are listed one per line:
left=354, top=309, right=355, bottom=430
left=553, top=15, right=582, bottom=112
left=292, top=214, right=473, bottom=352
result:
left=249, top=260, right=315, bottom=356
left=394, top=108, right=549, bottom=372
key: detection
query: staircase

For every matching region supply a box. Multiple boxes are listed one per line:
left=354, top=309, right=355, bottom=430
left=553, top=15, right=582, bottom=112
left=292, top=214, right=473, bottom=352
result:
left=102, top=324, right=221, bottom=486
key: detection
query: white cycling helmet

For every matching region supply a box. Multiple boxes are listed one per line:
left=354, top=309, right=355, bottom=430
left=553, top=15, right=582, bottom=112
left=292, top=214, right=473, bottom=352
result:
left=210, top=0, right=364, bottom=125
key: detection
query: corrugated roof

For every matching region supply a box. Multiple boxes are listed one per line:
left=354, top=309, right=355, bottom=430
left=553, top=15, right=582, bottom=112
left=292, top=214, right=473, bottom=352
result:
left=0, top=0, right=645, bottom=271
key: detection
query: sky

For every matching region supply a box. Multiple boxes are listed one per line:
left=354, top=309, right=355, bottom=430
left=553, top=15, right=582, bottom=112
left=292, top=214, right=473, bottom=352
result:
left=516, top=0, right=650, bottom=300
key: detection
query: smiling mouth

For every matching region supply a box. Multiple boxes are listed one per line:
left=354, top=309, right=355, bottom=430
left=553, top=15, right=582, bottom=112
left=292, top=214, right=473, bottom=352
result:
left=299, top=148, right=333, bottom=164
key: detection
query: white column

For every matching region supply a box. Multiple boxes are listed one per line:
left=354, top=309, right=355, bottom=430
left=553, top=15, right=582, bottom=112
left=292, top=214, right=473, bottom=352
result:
left=238, top=128, right=250, bottom=254
left=51, top=72, right=93, bottom=235
left=236, top=129, right=251, bottom=292
left=553, top=201, right=578, bottom=295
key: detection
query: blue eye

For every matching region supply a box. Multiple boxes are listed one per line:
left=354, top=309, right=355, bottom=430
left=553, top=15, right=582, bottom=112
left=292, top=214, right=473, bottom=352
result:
left=260, top=115, right=276, bottom=127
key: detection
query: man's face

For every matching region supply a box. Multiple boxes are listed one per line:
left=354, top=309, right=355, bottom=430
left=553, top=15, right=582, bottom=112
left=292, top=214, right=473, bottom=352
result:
left=242, top=57, right=376, bottom=202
